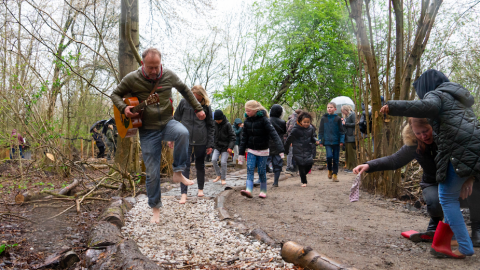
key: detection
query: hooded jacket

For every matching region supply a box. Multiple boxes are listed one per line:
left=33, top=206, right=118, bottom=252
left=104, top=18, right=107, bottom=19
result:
left=387, top=69, right=480, bottom=182
left=318, top=114, right=345, bottom=145
left=174, top=98, right=214, bottom=148
left=269, top=104, right=287, bottom=155
left=232, top=118, right=243, bottom=145
left=238, top=110, right=284, bottom=155
left=111, top=67, right=203, bottom=131
left=213, top=116, right=236, bottom=152
left=284, top=123, right=317, bottom=166
left=366, top=125, right=438, bottom=189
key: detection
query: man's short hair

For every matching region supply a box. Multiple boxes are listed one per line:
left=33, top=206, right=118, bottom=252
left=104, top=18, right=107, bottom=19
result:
left=142, top=48, right=162, bottom=60
left=328, top=102, right=337, bottom=108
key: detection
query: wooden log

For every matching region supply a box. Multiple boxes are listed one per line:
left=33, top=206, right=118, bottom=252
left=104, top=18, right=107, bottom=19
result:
left=90, top=239, right=162, bottom=270
left=32, top=247, right=79, bottom=269
left=88, top=221, right=124, bottom=248
left=58, top=179, right=80, bottom=196
left=99, top=199, right=126, bottom=229
left=281, top=241, right=357, bottom=270
left=250, top=228, right=277, bottom=247
left=20, top=190, right=47, bottom=203
left=217, top=207, right=231, bottom=220
left=123, top=197, right=136, bottom=211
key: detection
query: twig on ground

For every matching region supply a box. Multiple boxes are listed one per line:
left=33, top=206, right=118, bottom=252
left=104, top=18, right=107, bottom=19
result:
left=0, top=213, right=37, bottom=224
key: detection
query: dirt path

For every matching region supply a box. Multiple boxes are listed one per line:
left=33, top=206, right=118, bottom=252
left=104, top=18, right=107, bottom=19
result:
left=225, top=169, right=480, bottom=269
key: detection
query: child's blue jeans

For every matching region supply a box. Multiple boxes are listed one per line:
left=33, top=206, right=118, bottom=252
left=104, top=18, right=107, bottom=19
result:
left=325, top=145, right=340, bottom=174
left=439, top=162, right=474, bottom=255
left=246, top=153, right=267, bottom=193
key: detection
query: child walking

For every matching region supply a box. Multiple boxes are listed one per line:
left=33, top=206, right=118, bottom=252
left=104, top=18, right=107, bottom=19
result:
left=285, top=112, right=318, bottom=187
left=318, top=102, right=345, bottom=182
left=238, top=100, right=284, bottom=198
left=212, top=110, right=235, bottom=185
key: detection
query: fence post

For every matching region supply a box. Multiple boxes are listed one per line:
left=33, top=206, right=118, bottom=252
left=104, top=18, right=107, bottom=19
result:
left=91, top=140, right=94, bottom=158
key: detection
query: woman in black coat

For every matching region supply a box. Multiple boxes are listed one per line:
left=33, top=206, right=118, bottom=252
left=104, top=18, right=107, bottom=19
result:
left=381, top=70, right=479, bottom=258
left=354, top=118, right=480, bottom=249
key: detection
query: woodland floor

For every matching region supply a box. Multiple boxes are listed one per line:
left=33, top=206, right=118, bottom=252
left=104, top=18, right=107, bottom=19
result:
left=1, top=156, right=478, bottom=269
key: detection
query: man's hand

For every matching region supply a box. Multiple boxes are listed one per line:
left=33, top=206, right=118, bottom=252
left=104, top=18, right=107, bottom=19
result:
left=168, top=141, right=174, bottom=149
left=206, top=148, right=213, bottom=155
left=320, top=144, right=323, bottom=147
left=340, top=143, right=343, bottom=147
left=125, top=106, right=139, bottom=118
left=315, top=141, right=320, bottom=145
left=353, top=164, right=369, bottom=174
left=227, top=148, right=233, bottom=154
left=196, top=111, right=206, bottom=120
left=280, top=153, right=284, bottom=159
left=380, top=105, right=389, bottom=115
left=460, top=176, right=475, bottom=200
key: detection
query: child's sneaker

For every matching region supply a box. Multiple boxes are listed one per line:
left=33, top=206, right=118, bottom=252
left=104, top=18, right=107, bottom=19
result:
left=240, top=190, right=253, bottom=198
left=328, top=170, right=333, bottom=179
left=259, top=192, right=266, bottom=198
left=333, top=174, right=339, bottom=182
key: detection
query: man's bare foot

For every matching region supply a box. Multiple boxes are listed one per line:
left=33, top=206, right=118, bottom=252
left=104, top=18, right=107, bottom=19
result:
left=179, top=194, right=187, bottom=204
left=150, top=207, right=160, bottom=224
left=213, top=176, right=221, bottom=183
left=301, top=184, right=307, bottom=187
left=198, top=190, right=204, bottom=197
left=221, top=179, right=226, bottom=185
left=173, top=172, right=194, bottom=186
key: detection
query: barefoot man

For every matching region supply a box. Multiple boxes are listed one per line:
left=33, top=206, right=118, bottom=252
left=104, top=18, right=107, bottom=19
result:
left=110, top=48, right=206, bottom=223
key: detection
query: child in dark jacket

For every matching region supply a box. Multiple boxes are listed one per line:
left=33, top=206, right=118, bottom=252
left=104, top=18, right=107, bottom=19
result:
left=318, top=102, right=345, bottom=182
left=212, top=110, right=235, bottom=185
left=238, top=100, right=284, bottom=198
left=285, top=112, right=318, bottom=186
left=268, top=104, right=287, bottom=186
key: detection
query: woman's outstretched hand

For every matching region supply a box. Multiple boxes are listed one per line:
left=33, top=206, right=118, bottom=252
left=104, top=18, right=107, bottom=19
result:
left=460, top=176, right=475, bottom=200
left=353, top=164, right=369, bottom=174
left=380, top=105, right=389, bottom=114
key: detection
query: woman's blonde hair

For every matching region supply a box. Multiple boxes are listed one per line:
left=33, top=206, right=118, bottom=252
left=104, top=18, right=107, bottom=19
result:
left=403, top=117, right=432, bottom=154
left=245, top=100, right=269, bottom=117
left=341, top=105, right=353, bottom=117
left=191, top=85, right=210, bottom=106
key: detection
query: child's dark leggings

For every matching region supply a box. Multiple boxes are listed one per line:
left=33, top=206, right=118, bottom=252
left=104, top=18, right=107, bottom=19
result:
left=298, top=164, right=313, bottom=184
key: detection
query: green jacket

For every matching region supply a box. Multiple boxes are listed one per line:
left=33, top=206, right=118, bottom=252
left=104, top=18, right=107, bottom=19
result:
left=110, top=67, right=203, bottom=130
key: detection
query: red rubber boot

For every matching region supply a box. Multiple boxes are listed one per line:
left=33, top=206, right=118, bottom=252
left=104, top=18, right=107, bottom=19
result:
left=430, top=221, right=465, bottom=259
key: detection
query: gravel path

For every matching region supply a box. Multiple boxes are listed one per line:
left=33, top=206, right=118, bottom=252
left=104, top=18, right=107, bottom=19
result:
left=122, top=197, right=292, bottom=269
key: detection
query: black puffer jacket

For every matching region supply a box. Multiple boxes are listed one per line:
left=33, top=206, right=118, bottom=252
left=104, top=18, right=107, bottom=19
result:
left=343, top=111, right=356, bottom=143
left=269, top=105, right=286, bottom=155
left=387, top=70, right=480, bottom=183
left=214, top=116, right=235, bottom=152
left=238, top=110, right=284, bottom=155
left=366, top=128, right=438, bottom=189
left=284, top=123, right=317, bottom=166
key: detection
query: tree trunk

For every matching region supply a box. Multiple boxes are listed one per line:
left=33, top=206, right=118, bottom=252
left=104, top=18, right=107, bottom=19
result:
left=115, top=0, right=141, bottom=175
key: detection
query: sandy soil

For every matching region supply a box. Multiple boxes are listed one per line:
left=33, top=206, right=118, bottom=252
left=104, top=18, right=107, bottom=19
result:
left=225, top=169, right=480, bottom=270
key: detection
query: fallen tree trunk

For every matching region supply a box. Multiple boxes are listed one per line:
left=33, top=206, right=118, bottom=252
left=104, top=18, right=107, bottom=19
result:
left=251, top=228, right=277, bottom=247
left=33, top=247, right=80, bottom=269
left=89, top=239, right=162, bottom=270
left=281, top=241, right=357, bottom=270
left=88, top=221, right=124, bottom=248
left=99, top=199, right=128, bottom=229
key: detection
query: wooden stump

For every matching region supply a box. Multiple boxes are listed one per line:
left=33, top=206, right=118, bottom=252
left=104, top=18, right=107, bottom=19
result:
left=87, top=221, right=124, bottom=248
left=32, top=248, right=79, bottom=269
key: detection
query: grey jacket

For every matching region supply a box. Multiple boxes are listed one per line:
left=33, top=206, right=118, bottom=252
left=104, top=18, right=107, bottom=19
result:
left=174, top=98, right=214, bottom=148
left=343, top=112, right=356, bottom=143
left=387, top=82, right=480, bottom=183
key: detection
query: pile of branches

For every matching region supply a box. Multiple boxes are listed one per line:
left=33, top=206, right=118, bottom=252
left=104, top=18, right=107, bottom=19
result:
left=400, top=160, right=423, bottom=201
